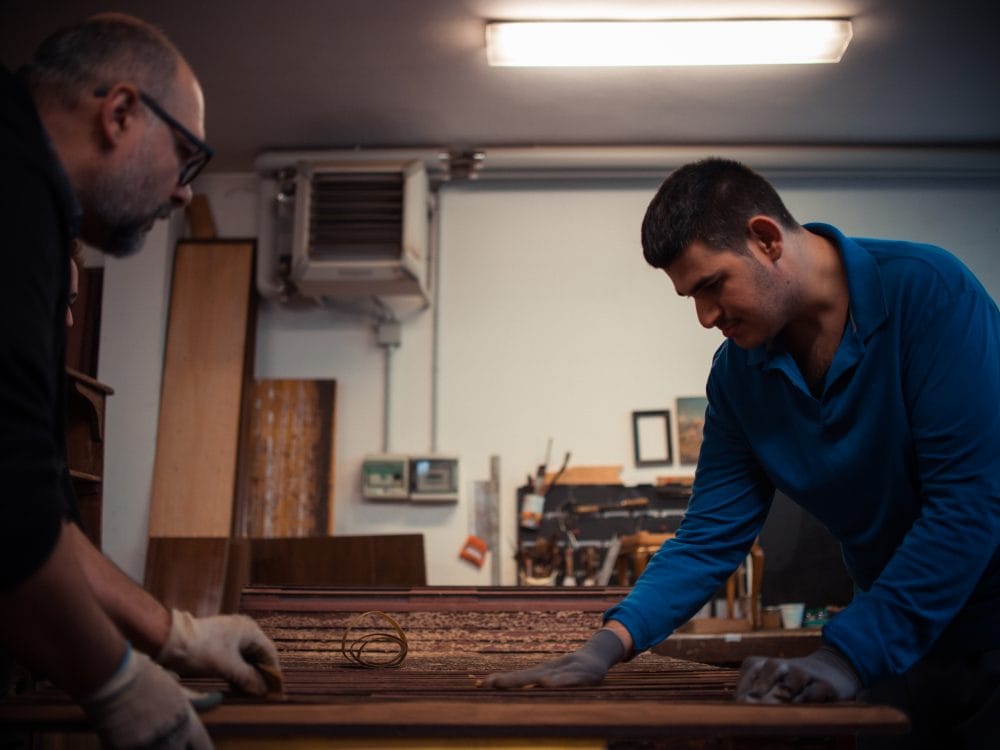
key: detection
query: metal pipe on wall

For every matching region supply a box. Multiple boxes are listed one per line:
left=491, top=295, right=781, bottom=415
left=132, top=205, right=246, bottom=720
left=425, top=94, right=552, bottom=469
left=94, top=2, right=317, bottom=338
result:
left=255, top=145, right=1000, bottom=184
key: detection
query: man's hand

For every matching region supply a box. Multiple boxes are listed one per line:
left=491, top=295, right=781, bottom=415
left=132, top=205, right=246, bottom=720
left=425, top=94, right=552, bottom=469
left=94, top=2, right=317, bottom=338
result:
left=480, top=628, right=626, bottom=689
left=157, top=610, right=281, bottom=697
left=81, top=646, right=212, bottom=749
left=735, top=646, right=862, bottom=704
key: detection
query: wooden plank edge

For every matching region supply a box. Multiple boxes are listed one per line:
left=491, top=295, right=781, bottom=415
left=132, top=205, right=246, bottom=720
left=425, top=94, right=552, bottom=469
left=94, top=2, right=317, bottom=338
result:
left=0, top=700, right=910, bottom=738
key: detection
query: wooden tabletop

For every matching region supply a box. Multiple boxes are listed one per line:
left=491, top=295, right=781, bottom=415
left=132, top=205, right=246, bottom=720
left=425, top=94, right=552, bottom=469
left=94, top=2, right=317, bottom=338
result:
left=653, top=627, right=824, bottom=665
left=0, top=588, right=906, bottom=745
left=1, top=652, right=907, bottom=743
left=0, top=698, right=912, bottom=741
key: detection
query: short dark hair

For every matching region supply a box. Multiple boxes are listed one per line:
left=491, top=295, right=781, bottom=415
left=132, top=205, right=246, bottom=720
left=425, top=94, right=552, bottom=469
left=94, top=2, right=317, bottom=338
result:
left=641, top=158, right=799, bottom=269
left=23, top=13, right=179, bottom=109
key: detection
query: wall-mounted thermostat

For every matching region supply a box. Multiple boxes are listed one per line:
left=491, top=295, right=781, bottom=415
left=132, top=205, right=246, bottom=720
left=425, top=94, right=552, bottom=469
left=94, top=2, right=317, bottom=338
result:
left=409, top=456, right=459, bottom=502
left=361, top=454, right=410, bottom=500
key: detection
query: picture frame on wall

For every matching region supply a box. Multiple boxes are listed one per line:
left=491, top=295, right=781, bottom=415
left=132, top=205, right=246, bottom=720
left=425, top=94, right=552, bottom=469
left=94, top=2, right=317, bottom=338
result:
left=632, top=410, right=673, bottom=467
left=676, top=396, right=709, bottom=465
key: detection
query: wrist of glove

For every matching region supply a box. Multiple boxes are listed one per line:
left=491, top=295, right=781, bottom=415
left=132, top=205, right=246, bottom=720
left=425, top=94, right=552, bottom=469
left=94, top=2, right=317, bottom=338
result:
left=81, top=645, right=212, bottom=749
left=480, top=627, right=627, bottom=689
left=735, top=645, right=862, bottom=704
left=157, top=609, right=282, bottom=697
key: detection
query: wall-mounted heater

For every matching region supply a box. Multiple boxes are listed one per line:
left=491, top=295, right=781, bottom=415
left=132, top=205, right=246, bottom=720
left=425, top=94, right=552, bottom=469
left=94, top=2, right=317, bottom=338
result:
left=257, top=157, right=430, bottom=303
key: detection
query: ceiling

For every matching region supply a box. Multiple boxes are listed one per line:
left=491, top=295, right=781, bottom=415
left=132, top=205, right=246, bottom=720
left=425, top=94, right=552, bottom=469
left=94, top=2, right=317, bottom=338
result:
left=3, top=1, right=998, bottom=174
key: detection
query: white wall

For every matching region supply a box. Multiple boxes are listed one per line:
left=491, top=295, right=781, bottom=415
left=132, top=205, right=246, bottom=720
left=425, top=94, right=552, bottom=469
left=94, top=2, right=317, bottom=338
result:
left=97, top=217, right=177, bottom=579
left=96, top=168, right=1000, bottom=586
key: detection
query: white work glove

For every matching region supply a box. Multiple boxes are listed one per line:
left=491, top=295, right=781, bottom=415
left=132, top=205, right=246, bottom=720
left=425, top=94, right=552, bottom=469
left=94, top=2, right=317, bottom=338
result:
left=81, top=645, right=212, bottom=749
left=157, top=610, right=281, bottom=696
left=176, top=682, right=224, bottom=711
left=735, top=645, right=863, bottom=704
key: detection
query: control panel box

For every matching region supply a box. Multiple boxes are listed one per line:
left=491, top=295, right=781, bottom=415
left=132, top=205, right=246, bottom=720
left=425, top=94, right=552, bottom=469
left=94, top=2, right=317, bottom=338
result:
left=409, top=456, right=459, bottom=502
left=361, top=454, right=459, bottom=502
left=361, top=454, right=410, bottom=500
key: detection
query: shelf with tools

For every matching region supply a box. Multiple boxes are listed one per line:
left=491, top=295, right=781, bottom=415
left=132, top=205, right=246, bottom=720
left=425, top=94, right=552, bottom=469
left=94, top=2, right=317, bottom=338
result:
left=516, top=482, right=692, bottom=586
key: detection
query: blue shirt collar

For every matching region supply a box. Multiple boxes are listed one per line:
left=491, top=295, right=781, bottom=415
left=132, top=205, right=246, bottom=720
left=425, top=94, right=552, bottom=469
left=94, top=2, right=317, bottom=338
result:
left=746, top=222, right=888, bottom=369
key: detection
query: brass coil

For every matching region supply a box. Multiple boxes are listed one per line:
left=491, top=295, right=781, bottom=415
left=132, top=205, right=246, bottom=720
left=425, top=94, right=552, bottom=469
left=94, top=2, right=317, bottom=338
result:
left=340, top=610, right=409, bottom=668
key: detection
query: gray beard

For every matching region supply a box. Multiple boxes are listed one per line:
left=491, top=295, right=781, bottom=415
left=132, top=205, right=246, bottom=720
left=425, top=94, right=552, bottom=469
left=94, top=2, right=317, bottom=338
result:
left=84, top=139, right=174, bottom=257
left=99, top=204, right=172, bottom=258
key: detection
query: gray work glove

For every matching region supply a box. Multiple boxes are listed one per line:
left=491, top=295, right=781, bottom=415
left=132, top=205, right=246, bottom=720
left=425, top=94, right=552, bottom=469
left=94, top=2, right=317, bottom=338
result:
left=81, top=645, right=212, bottom=749
left=735, top=645, right=862, bottom=704
left=157, top=610, right=281, bottom=697
left=480, top=628, right=626, bottom=689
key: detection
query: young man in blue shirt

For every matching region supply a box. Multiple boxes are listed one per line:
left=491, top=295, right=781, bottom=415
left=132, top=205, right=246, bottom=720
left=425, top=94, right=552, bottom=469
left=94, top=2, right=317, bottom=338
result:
left=483, top=159, right=999, bottom=748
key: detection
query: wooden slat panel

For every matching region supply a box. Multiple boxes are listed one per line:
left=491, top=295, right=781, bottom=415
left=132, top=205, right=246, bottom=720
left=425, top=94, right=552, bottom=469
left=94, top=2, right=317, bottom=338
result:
left=1, top=585, right=910, bottom=743
left=221, top=536, right=253, bottom=614
left=144, top=537, right=231, bottom=616
left=237, top=587, right=641, bottom=668
left=243, top=379, right=336, bottom=537
left=148, top=241, right=254, bottom=537
left=0, top=697, right=910, bottom=742
left=241, top=586, right=628, bottom=614
left=653, top=628, right=823, bottom=665
left=370, top=535, right=425, bottom=585
left=201, top=654, right=741, bottom=704
left=248, top=535, right=425, bottom=587
left=202, top=700, right=908, bottom=740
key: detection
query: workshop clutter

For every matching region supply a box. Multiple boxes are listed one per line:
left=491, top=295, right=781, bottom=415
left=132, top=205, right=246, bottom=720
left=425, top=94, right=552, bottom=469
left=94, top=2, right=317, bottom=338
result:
left=515, top=450, right=689, bottom=588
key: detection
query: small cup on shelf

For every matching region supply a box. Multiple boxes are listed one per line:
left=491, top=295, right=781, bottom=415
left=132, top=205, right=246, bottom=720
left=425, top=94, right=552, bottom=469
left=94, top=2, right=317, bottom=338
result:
left=778, top=602, right=805, bottom=629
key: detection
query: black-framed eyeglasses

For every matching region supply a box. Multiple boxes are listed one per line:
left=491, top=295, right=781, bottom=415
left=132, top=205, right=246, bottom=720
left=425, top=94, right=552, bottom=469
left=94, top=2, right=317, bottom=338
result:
left=94, top=86, right=214, bottom=186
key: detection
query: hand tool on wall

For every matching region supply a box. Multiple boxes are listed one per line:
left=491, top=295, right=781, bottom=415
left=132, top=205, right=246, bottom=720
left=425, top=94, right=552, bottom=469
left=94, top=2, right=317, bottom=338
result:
left=534, top=437, right=553, bottom=493
left=568, top=496, right=650, bottom=515
left=541, top=451, right=571, bottom=495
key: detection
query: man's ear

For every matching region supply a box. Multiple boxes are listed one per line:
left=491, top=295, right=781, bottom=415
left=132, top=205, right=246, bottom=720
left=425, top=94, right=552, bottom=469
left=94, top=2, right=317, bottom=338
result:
left=96, top=83, right=141, bottom=148
left=747, top=215, right=784, bottom=262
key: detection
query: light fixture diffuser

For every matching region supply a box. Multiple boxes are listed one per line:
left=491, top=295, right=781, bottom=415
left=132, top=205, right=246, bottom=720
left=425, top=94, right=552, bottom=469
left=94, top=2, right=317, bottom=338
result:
left=486, top=20, right=853, bottom=67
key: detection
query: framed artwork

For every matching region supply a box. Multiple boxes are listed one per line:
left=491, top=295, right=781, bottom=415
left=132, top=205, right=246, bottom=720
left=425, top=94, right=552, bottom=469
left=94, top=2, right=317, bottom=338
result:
left=632, top=410, right=673, bottom=467
left=676, top=396, right=709, bottom=465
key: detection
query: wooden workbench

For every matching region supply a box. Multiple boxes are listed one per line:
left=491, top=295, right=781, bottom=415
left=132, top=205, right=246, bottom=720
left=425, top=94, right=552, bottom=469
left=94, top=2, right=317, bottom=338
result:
left=653, top=627, right=824, bottom=666
left=0, top=587, right=907, bottom=748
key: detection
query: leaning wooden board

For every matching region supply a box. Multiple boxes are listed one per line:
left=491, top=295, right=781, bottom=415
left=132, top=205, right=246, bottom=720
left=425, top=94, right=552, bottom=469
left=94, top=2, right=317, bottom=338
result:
left=239, top=378, right=338, bottom=538
left=147, top=240, right=255, bottom=537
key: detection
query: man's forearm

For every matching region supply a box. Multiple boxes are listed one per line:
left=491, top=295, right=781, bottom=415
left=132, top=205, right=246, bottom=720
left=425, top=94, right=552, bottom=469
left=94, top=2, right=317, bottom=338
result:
left=0, top=522, right=126, bottom=698
left=66, top=522, right=171, bottom=656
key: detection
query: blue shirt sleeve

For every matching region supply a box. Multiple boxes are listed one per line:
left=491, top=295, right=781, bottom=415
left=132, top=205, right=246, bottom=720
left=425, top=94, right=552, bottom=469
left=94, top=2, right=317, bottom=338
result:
left=605, top=350, right=774, bottom=653
left=822, top=264, right=1000, bottom=684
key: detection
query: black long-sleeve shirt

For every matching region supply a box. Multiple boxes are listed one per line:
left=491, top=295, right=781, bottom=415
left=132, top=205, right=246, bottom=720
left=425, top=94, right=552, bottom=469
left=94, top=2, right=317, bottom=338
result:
left=0, top=65, right=81, bottom=589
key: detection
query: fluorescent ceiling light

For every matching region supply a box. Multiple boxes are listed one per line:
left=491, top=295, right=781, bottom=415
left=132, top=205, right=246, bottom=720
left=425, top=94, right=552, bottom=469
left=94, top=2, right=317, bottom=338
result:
left=486, top=20, right=853, bottom=67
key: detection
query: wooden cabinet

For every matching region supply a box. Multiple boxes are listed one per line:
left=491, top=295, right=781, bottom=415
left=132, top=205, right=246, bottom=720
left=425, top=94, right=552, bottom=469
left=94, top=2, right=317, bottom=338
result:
left=65, top=367, right=113, bottom=549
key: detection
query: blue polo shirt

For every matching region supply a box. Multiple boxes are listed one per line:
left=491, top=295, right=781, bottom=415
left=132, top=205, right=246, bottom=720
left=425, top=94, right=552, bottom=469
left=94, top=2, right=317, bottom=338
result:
left=606, top=223, right=1000, bottom=686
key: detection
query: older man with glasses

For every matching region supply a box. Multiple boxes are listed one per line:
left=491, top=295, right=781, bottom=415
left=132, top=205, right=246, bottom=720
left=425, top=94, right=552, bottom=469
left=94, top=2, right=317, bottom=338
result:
left=1, top=12, right=280, bottom=748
